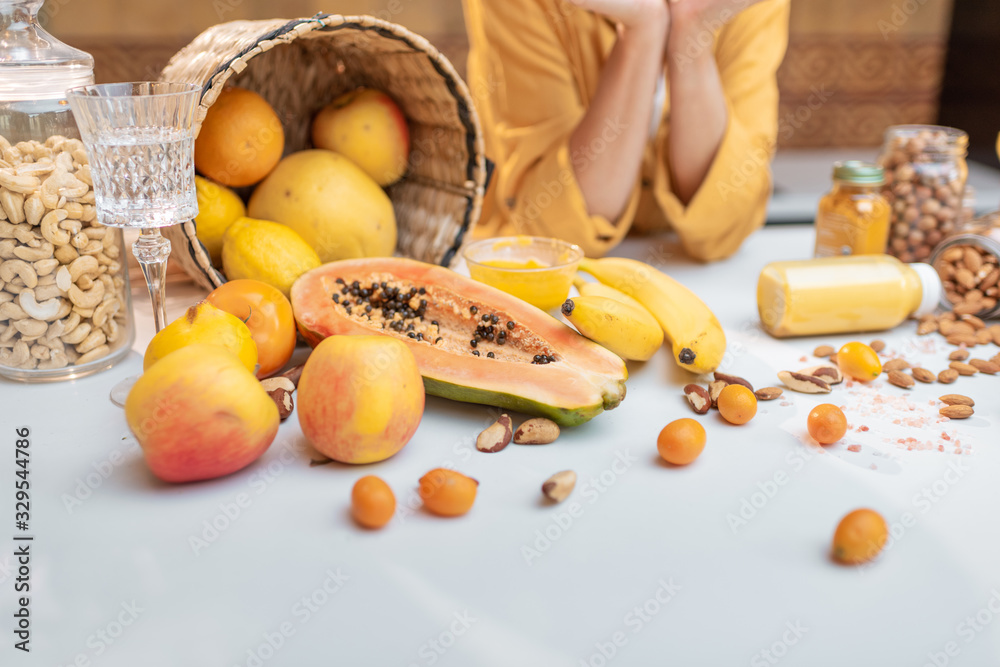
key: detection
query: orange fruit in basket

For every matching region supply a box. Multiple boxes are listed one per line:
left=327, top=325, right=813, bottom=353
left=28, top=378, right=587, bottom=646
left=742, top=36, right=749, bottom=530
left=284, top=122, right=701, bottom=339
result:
left=832, top=508, right=888, bottom=565
left=195, top=87, right=284, bottom=187
left=807, top=404, right=847, bottom=445
left=717, top=384, right=757, bottom=425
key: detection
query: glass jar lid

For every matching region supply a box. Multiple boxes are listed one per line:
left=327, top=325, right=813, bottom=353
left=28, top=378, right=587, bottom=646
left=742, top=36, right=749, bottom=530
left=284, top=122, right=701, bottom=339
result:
left=0, top=0, right=94, bottom=101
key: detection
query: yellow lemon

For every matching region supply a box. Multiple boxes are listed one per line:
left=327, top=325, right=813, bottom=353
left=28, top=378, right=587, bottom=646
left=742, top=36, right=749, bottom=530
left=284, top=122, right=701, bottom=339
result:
left=194, top=176, right=246, bottom=267
left=144, top=301, right=257, bottom=373
left=221, top=216, right=321, bottom=297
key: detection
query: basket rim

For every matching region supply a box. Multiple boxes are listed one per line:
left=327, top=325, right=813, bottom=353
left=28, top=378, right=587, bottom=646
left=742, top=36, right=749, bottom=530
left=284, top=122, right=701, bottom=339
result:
left=160, top=13, right=487, bottom=288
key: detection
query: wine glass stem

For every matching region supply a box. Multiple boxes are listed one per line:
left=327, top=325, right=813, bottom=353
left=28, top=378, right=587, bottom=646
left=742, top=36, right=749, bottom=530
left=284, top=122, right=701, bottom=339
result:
left=133, top=228, right=171, bottom=332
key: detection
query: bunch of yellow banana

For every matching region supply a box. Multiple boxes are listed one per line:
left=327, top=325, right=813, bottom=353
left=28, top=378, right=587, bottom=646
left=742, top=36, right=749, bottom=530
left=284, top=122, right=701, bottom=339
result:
left=577, top=257, right=726, bottom=374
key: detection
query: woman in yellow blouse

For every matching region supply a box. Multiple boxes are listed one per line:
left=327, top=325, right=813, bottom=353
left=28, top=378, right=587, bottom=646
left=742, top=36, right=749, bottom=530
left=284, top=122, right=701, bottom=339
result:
left=463, top=0, right=790, bottom=260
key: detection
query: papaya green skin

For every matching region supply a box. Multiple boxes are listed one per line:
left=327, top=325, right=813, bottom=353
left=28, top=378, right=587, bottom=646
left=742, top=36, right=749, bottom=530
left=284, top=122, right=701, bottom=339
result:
left=292, top=259, right=628, bottom=428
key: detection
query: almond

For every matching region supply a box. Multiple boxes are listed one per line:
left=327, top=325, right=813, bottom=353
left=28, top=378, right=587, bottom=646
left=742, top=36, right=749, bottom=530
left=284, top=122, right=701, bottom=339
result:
left=953, top=301, right=984, bottom=316
left=952, top=321, right=976, bottom=336
left=949, top=361, right=979, bottom=376
left=939, top=394, right=975, bottom=407
left=541, top=470, right=576, bottom=503
left=869, top=339, right=886, bottom=353
left=813, top=344, right=836, bottom=358
left=916, top=318, right=938, bottom=335
left=911, top=367, right=936, bottom=383
left=938, top=368, right=960, bottom=384
left=989, top=324, right=1000, bottom=346
left=938, top=319, right=957, bottom=335
left=887, top=370, right=914, bottom=388
left=754, top=387, right=783, bottom=401
left=513, top=418, right=560, bottom=445
left=961, top=314, right=986, bottom=330
left=975, top=329, right=994, bottom=345
left=476, top=414, right=513, bottom=453
left=777, top=370, right=831, bottom=394
left=968, top=359, right=999, bottom=375
left=883, top=358, right=910, bottom=372
left=948, top=349, right=969, bottom=361
left=827, top=353, right=838, bottom=366
left=939, top=404, right=974, bottom=419
left=708, top=379, right=728, bottom=408
left=946, top=333, right=979, bottom=347
left=683, top=384, right=712, bottom=414
left=713, top=372, right=753, bottom=392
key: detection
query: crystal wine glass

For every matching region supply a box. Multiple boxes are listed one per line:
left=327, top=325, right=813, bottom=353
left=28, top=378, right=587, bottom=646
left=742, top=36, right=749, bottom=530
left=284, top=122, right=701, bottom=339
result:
left=68, top=81, right=201, bottom=405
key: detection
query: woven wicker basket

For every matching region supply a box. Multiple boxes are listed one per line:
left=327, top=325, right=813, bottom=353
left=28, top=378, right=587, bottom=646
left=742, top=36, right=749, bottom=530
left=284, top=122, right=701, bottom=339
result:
left=159, top=14, right=487, bottom=291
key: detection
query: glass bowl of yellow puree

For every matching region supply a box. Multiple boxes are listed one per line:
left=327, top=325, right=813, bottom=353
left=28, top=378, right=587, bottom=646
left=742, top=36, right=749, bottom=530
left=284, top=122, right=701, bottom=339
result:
left=463, top=236, right=583, bottom=311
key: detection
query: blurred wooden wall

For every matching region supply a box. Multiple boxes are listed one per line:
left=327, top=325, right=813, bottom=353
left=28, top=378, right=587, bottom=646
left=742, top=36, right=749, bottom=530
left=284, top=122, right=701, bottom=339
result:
left=46, top=0, right=955, bottom=149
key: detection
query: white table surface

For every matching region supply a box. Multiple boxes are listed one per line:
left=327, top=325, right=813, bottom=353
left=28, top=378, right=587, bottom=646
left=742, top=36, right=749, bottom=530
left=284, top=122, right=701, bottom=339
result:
left=2, top=225, right=999, bottom=667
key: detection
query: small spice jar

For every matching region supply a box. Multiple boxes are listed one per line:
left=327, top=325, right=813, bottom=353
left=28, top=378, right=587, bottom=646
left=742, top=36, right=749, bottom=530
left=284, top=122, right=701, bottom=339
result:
left=814, top=161, right=890, bottom=257
left=929, top=211, right=1000, bottom=318
left=878, top=125, right=968, bottom=263
left=0, top=0, right=134, bottom=381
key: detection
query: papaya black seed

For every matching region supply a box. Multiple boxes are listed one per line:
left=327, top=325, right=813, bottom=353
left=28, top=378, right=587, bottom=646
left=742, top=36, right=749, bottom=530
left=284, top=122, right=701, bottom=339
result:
left=486, top=333, right=494, bottom=341
left=547, top=355, right=556, bottom=362
left=332, top=294, right=339, bottom=303
left=419, top=287, right=426, bottom=295
left=497, top=337, right=505, bottom=346
left=341, top=287, right=348, bottom=294
left=350, top=288, right=359, bottom=297
left=470, top=339, right=478, bottom=348
left=491, top=314, right=499, bottom=324
left=416, top=333, right=424, bottom=341
left=431, top=320, right=439, bottom=327
left=345, top=306, right=352, bottom=315
left=420, top=299, right=427, bottom=309
left=470, top=306, right=478, bottom=314
left=507, top=321, right=515, bottom=330
left=435, top=337, right=443, bottom=343
left=487, top=352, right=495, bottom=358
left=336, top=278, right=345, bottom=285
left=473, top=350, right=480, bottom=356
left=406, top=323, right=415, bottom=332
left=365, top=305, right=372, bottom=314
left=380, top=282, right=387, bottom=289
left=351, top=281, right=360, bottom=289
left=482, top=314, right=490, bottom=322
left=360, top=288, right=370, bottom=297
left=408, top=332, right=416, bottom=338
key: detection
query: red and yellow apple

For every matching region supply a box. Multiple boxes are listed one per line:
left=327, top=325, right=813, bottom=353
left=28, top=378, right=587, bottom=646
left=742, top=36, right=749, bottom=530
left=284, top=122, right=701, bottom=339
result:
left=297, top=335, right=424, bottom=464
left=125, top=344, right=279, bottom=483
left=310, top=88, right=410, bottom=186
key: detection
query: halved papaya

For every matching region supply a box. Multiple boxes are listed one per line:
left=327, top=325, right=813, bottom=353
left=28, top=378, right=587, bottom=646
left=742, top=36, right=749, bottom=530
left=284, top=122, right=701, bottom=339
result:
left=290, top=258, right=627, bottom=426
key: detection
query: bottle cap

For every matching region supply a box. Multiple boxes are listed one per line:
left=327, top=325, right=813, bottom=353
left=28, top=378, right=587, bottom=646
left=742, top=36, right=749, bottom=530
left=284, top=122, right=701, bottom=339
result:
left=909, top=262, right=942, bottom=317
left=832, top=161, right=884, bottom=185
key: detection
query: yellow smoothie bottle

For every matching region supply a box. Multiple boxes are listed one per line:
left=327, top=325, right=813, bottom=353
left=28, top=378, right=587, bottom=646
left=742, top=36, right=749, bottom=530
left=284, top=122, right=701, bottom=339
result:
left=757, top=255, right=942, bottom=337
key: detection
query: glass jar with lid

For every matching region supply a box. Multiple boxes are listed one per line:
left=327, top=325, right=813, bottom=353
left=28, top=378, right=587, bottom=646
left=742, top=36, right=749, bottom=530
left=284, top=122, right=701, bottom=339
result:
left=928, top=211, right=1000, bottom=319
left=0, top=0, right=134, bottom=381
left=877, top=125, right=968, bottom=263
left=813, top=161, right=890, bottom=257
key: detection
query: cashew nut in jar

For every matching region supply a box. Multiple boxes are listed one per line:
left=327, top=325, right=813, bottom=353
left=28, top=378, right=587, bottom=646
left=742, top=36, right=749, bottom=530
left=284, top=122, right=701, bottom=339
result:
left=0, top=189, right=25, bottom=224
left=40, top=209, right=70, bottom=246
left=13, top=242, right=54, bottom=263
left=19, top=289, right=69, bottom=322
left=33, top=257, right=59, bottom=276
left=13, top=318, right=47, bottom=339
left=24, top=195, right=44, bottom=226
left=92, top=297, right=120, bottom=329
left=0, top=339, right=30, bottom=367
left=75, top=329, right=106, bottom=354
left=0, top=259, right=37, bottom=288
left=68, top=255, right=100, bottom=283
left=68, top=279, right=104, bottom=309
left=60, top=321, right=91, bottom=345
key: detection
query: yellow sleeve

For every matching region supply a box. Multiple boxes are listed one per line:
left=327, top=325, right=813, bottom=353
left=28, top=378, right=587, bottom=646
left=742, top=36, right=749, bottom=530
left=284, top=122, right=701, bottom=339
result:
left=463, top=0, right=641, bottom=257
left=654, top=0, right=790, bottom=262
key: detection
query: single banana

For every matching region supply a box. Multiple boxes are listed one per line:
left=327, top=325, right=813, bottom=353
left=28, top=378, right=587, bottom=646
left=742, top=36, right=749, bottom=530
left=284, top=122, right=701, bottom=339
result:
left=578, top=257, right=726, bottom=374
left=573, top=275, right=652, bottom=314
left=561, top=295, right=664, bottom=362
